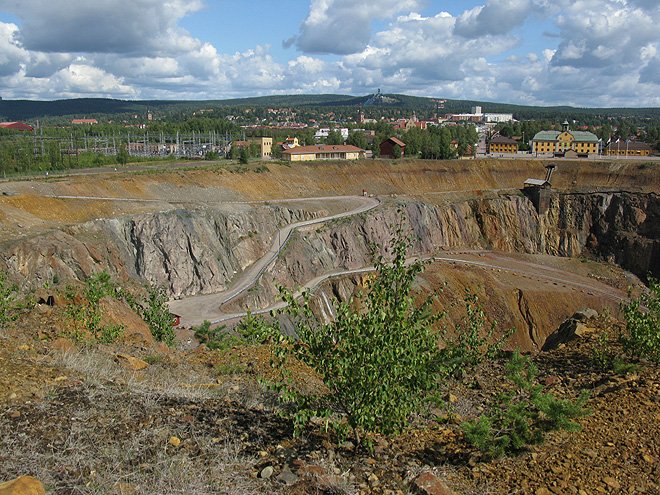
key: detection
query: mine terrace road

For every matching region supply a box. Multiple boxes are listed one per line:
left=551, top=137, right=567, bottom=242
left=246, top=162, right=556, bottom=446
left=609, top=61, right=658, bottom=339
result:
left=167, top=195, right=381, bottom=326
left=166, top=196, right=626, bottom=328
left=199, top=250, right=627, bottom=328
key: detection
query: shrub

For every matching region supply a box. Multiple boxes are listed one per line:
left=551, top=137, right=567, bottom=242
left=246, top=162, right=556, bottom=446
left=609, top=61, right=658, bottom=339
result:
left=128, top=283, right=175, bottom=346
left=264, top=217, right=445, bottom=444
left=193, top=321, right=242, bottom=350
left=462, top=350, right=591, bottom=457
left=62, top=302, right=124, bottom=345
left=236, top=311, right=277, bottom=344
left=85, top=270, right=115, bottom=304
left=620, top=277, right=660, bottom=362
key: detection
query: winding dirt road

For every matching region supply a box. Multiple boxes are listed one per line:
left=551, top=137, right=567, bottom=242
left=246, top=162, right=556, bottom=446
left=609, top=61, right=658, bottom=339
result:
left=167, top=195, right=380, bottom=326
left=167, top=194, right=628, bottom=328
left=195, top=250, right=628, bottom=328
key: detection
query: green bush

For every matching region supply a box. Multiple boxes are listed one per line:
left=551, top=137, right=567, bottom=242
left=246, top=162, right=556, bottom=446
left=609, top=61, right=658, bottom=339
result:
left=85, top=270, right=115, bottom=304
left=193, top=320, right=242, bottom=350
left=620, top=277, right=660, bottom=362
left=264, top=217, right=445, bottom=444
left=127, top=283, right=176, bottom=346
left=205, top=150, right=220, bottom=161
left=141, top=284, right=175, bottom=346
left=462, top=350, right=590, bottom=457
left=62, top=301, right=124, bottom=345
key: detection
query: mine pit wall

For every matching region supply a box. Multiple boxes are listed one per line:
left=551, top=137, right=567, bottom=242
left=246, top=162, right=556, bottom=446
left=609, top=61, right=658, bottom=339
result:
left=227, top=191, right=659, bottom=341
left=3, top=204, right=326, bottom=297
left=237, top=191, right=659, bottom=351
left=3, top=189, right=658, bottom=324
left=259, top=192, right=659, bottom=292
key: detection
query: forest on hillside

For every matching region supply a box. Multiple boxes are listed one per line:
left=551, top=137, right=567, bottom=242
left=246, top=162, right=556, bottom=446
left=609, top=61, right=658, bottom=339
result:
left=2, top=93, right=659, bottom=124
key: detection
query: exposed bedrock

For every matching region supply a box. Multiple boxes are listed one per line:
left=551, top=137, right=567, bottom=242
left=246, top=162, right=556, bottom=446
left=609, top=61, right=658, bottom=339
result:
left=3, top=204, right=324, bottom=297
left=2, top=191, right=658, bottom=303
left=267, top=192, right=659, bottom=291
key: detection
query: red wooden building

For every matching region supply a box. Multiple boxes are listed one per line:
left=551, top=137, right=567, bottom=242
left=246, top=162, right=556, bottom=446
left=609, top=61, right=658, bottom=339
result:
left=379, top=137, right=406, bottom=158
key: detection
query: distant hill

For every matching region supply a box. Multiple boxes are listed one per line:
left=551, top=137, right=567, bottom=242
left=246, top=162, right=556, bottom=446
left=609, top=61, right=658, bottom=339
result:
left=1, top=94, right=659, bottom=122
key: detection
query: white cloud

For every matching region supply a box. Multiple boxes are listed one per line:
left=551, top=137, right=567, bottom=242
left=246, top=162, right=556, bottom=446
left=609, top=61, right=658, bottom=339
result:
left=0, top=22, right=27, bottom=77
left=290, top=0, right=427, bottom=55
left=48, top=63, right=138, bottom=98
left=0, top=0, right=659, bottom=106
left=454, top=0, right=533, bottom=38
left=3, top=0, right=204, bottom=56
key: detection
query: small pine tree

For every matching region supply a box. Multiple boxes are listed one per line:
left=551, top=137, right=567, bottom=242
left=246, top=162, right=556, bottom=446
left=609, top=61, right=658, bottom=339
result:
left=462, top=350, right=591, bottom=457
left=239, top=146, right=250, bottom=164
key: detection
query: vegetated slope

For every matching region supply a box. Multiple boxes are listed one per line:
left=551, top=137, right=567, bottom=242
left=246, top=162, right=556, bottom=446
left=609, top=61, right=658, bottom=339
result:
left=1, top=159, right=659, bottom=494
left=1, top=291, right=659, bottom=494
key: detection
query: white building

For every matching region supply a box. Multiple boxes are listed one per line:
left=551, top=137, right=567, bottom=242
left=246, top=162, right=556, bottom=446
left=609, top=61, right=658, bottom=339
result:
left=314, top=128, right=350, bottom=141
left=483, top=113, right=514, bottom=123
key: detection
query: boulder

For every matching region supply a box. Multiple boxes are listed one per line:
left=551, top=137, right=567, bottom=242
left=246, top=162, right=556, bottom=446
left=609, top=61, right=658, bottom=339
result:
left=115, top=353, right=149, bottom=371
left=411, top=472, right=454, bottom=495
left=0, top=476, right=46, bottom=495
left=542, top=309, right=598, bottom=351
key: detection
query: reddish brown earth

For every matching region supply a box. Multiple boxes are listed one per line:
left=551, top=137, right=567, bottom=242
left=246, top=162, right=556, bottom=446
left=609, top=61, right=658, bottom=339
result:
left=1, top=159, right=659, bottom=493
left=1, top=303, right=659, bottom=494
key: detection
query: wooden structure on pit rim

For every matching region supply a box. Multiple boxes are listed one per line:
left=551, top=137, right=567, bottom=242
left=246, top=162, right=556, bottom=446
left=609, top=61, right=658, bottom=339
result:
left=523, top=164, right=556, bottom=214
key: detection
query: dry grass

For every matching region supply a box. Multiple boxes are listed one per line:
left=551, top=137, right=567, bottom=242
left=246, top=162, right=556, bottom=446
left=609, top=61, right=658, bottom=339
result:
left=52, top=348, right=222, bottom=401
left=0, top=364, right=271, bottom=494
left=0, top=413, right=265, bottom=494
left=0, top=345, right=290, bottom=493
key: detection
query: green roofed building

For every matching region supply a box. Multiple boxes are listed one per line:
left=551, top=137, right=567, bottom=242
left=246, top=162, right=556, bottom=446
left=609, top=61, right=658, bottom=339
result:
left=531, top=121, right=599, bottom=155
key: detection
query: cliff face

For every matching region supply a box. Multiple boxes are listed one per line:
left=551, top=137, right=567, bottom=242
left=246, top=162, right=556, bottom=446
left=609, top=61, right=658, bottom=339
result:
left=543, top=192, right=660, bottom=278
left=4, top=204, right=324, bottom=297
left=270, top=192, right=659, bottom=290
left=3, top=191, right=658, bottom=301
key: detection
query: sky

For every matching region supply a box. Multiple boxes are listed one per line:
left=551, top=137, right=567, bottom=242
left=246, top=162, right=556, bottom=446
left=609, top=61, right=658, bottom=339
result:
left=1, top=0, right=660, bottom=107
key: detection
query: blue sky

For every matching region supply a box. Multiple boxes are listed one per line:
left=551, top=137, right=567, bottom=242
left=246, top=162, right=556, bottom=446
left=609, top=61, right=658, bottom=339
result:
left=1, top=0, right=659, bottom=107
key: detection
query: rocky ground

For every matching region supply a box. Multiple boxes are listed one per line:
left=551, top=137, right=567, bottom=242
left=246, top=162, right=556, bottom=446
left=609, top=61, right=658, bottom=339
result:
left=1, top=299, right=659, bottom=495
left=1, top=159, right=659, bottom=494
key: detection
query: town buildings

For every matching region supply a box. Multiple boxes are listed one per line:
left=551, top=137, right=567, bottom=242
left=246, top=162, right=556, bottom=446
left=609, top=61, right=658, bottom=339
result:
left=281, top=145, right=366, bottom=161
left=250, top=136, right=272, bottom=157
left=530, top=121, right=599, bottom=156
left=604, top=141, right=652, bottom=157
left=379, top=137, right=407, bottom=158
left=445, top=107, right=514, bottom=123
left=0, top=122, right=34, bottom=131
left=314, top=128, right=349, bottom=141
left=71, top=119, right=98, bottom=125
left=487, top=135, right=519, bottom=154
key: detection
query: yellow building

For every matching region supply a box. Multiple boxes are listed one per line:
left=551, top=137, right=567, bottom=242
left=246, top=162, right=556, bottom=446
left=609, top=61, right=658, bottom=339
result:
left=604, top=141, right=652, bottom=157
left=488, top=135, right=518, bottom=154
left=281, top=145, right=366, bottom=161
left=531, top=121, right=599, bottom=155
left=249, top=137, right=273, bottom=157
